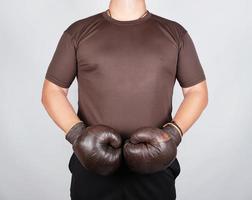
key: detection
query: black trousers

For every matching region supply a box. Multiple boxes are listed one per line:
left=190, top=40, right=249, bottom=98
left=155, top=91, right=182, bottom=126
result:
left=68, top=153, right=181, bottom=200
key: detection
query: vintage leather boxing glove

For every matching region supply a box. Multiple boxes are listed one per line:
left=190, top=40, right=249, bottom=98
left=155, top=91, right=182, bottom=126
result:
left=123, top=121, right=183, bottom=174
left=65, top=121, right=122, bottom=176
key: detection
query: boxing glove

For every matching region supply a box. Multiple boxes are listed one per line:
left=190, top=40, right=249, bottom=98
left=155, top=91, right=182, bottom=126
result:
left=65, top=121, right=122, bottom=176
left=123, top=122, right=183, bottom=174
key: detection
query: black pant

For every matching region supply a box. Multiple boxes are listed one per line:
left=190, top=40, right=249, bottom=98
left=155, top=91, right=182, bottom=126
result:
left=68, top=153, right=181, bottom=200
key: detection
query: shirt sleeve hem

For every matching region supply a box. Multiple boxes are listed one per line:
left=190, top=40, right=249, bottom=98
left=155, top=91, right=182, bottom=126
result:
left=178, top=76, right=206, bottom=88
left=45, top=73, right=71, bottom=88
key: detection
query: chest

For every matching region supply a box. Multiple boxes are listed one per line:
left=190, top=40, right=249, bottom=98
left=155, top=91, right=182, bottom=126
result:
left=75, top=25, right=179, bottom=88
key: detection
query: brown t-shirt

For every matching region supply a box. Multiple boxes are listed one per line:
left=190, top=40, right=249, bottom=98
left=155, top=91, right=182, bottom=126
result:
left=45, top=10, right=206, bottom=137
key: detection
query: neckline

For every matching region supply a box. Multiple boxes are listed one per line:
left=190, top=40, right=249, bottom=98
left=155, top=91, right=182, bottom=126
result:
left=101, top=9, right=152, bottom=25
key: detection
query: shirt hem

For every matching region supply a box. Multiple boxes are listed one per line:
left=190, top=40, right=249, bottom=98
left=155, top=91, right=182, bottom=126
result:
left=45, top=73, right=71, bottom=88
left=178, top=76, right=206, bottom=88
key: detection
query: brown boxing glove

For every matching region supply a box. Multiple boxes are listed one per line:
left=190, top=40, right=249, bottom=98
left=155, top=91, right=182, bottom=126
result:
left=123, top=121, right=183, bottom=174
left=66, top=121, right=122, bottom=176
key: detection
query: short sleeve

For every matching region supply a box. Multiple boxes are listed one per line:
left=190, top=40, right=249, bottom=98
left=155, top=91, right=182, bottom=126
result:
left=176, top=31, right=206, bottom=88
left=45, top=31, right=77, bottom=88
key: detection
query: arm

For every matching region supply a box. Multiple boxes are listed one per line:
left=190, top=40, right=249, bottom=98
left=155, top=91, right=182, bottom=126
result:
left=41, top=30, right=81, bottom=134
left=41, top=79, right=81, bottom=134
left=172, top=30, right=208, bottom=135
left=173, top=80, right=208, bottom=135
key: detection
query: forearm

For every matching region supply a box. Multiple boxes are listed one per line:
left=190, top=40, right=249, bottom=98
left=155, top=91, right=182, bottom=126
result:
left=173, top=87, right=208, bottom=135
left=41, top=81, right=81, bottom=134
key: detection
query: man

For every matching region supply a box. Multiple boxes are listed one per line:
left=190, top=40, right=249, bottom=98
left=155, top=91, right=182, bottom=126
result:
left=41, top=0, right=208, bottom=199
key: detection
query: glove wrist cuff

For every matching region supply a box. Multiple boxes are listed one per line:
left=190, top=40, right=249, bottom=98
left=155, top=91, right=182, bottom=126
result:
left=169, top=121, right=183, bottom=137
left=65, top=121, right=86, bottom=144
left=162, top=121, right=183, bottom=146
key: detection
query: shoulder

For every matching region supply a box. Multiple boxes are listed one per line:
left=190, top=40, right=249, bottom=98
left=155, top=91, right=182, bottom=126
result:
left=151, top=13, right=188, bottom=46
left=63, top=12, right=104, bottom=38
left=151, top=13, right=187, bottom=35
